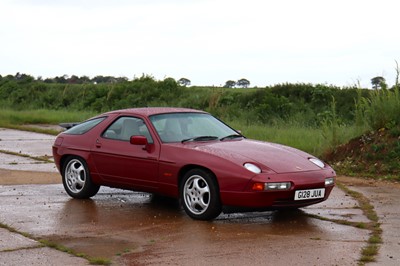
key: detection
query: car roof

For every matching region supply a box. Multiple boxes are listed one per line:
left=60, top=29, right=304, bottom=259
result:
left=104, top=107, right=207, bottom=117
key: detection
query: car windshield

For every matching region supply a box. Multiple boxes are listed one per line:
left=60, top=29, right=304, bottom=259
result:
left=149, top=113, right=240, bottom=143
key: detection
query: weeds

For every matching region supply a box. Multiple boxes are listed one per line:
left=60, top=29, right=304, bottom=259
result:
left=38, top=239, right=111, bottom=265
left=357, top=87, right=400, bottom=130
left=88, top=257, right=112, bottom=265
left=336, top=182, right=382, bottom=264
left=0, top=222, right=111, bottom=265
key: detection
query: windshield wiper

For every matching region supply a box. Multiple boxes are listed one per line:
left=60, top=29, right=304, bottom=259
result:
left=181, top=136, right=219, bottom=143
left=220, top=134, right=243, bottom=141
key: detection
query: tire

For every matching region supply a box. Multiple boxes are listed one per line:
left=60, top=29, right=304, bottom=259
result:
left=180, top=169, right=222, bottom=220
left=62, top=156, right=100, bottom=199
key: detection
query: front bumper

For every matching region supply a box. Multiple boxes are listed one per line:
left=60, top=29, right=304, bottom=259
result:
left=220, top=169, right=335, bottom=209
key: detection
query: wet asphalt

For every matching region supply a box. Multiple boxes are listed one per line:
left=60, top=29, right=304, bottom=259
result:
left=0, top=128, right=399, bottom=265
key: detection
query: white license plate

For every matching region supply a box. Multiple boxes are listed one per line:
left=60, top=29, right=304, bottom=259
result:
left=294, top=188, right=325, bottom=200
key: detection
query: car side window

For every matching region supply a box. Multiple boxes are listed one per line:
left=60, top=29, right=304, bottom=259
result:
left=102, top=116, right=153, bottom=143
left=64, top=117, right=106, bottom=135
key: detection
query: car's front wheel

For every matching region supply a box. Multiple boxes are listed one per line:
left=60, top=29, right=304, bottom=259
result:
left=62, top=156, right=100, bottom=199
left=180, top=169, right=222, bottom=220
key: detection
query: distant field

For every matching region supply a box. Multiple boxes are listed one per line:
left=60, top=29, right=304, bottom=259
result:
left=0, top=108, right=361, bottom=158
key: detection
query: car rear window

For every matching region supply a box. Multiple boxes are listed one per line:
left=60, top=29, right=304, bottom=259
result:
left=64, top=117, right=106, bottom=135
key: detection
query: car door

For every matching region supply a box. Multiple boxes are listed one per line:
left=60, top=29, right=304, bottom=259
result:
left=91, top=116, right=159, bottom=190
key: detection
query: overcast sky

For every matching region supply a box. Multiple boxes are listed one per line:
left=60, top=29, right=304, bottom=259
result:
left=0, top=0, right=399, bottom=88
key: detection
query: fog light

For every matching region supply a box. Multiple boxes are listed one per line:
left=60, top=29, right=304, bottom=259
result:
left=265, top=182, right=291, bottom=191
left=325, top=177, right=335, bottom=186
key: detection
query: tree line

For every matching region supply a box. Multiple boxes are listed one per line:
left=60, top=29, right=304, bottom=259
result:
left=3, top=73, right=253, bottom=89
left=3, top=72, right=393, bottom=90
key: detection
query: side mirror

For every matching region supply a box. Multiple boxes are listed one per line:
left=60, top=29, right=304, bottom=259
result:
left=130, top=135, right=151, bottom=152
left=130, top=135, right=148, bottom=145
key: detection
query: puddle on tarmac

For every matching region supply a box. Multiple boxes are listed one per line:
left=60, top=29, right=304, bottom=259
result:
left=43, top=190, right=324, bottom=259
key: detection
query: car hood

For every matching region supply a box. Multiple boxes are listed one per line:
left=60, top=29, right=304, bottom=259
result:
left=190, top=139, right=322, bottom=173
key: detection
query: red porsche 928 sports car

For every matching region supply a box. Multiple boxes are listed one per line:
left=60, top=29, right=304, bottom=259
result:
left=52, top=107, right=335, bottom=220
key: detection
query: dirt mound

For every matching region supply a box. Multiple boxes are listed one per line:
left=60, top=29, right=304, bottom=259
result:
left=325, top=128, right=400, bottom=179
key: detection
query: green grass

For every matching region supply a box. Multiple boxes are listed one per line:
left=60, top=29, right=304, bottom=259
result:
left=0, top=108, right=95, bottom=135
left=87, top=257, right=112, bottom=265
left=228, top=120, right=361, bottom=157
left=0, top=108, right=94, bottom=126
left=360, top=244, right=379, bottom=263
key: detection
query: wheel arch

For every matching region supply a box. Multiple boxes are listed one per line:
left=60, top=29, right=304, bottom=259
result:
left=60, top=154, right=85, bottom=172
left=178, top=164, right=220, bottom=192
left=59, top=149, right=93, bottom=170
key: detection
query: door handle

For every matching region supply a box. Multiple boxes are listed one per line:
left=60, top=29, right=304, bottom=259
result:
left=95, top=139, right=101, bottom=148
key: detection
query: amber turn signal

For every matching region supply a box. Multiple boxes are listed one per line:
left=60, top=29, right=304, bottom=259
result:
left=252, top=182, right=265, bottom=191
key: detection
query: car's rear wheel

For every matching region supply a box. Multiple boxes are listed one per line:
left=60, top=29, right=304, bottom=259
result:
left=62, top=156, right=100, bottom=199
left=180, top=169, right=222, bottom=220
